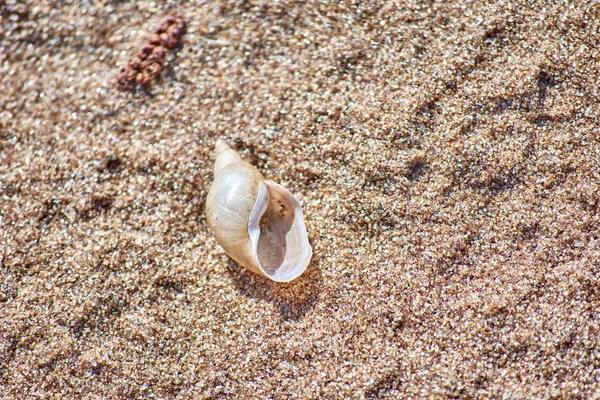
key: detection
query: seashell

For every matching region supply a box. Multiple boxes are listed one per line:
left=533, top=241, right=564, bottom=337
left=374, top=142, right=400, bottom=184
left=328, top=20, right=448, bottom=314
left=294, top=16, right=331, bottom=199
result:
left=206, top=140, right=312, bottom=282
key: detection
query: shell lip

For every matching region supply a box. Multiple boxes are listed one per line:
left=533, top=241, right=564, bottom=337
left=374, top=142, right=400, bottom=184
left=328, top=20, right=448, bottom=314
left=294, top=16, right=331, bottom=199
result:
left=248, top=181, right=312, bottom=283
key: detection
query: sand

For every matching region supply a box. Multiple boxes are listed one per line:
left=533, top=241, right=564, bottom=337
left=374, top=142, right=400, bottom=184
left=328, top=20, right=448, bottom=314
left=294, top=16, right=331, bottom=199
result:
left=1, top=0, right=600, bottom=398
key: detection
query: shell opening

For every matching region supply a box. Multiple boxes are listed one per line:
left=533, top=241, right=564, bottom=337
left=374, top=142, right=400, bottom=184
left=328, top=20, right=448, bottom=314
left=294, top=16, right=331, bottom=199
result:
left=248, top=181, right=311, bottom=282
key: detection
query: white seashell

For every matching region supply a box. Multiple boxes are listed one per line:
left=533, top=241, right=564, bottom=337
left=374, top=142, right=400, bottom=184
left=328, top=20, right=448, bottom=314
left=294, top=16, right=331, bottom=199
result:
left=206, top=140, right=312, bottom=282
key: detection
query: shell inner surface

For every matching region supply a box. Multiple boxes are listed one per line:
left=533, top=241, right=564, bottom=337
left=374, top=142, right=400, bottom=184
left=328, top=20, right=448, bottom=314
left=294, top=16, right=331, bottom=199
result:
left=258, top=185, right=295, bottom=275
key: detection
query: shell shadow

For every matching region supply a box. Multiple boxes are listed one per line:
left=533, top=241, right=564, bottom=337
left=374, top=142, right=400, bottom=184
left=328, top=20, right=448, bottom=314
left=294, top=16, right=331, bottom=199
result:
left=226, top=256, right=323, bottom=322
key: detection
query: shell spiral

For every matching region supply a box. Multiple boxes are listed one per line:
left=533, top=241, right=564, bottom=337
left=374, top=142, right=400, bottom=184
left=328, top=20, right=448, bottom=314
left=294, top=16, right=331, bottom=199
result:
left=205, top=141, right=312, bottom=282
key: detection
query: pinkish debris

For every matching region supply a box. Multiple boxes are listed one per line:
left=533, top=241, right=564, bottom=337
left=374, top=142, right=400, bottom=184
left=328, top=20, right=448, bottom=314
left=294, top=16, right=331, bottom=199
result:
left=117, top=11, right=186, bottom=92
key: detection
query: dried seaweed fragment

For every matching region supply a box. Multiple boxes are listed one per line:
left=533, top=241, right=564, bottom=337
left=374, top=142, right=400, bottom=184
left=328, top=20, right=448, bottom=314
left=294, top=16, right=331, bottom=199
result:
left=116, top=11, right=186, bottom=91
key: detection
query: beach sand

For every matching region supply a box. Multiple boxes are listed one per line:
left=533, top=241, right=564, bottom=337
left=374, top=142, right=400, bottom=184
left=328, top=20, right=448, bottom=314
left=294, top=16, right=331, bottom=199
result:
left=1, top=1, right=599, bottom=398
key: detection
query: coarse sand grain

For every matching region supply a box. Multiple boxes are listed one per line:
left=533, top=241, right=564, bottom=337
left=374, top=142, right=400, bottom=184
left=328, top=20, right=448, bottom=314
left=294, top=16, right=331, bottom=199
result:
left=1, top=1, right=600, bottom=398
